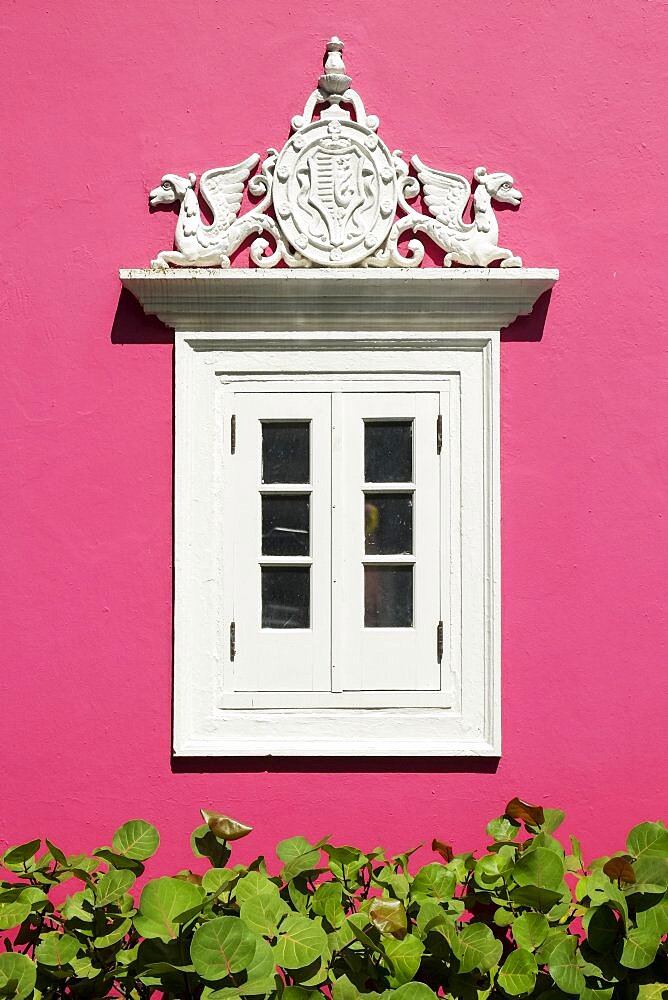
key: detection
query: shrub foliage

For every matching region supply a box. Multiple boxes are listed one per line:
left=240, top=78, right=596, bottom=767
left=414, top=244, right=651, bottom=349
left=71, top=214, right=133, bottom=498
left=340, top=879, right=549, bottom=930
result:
left=0, top=801, right=666, bottom=998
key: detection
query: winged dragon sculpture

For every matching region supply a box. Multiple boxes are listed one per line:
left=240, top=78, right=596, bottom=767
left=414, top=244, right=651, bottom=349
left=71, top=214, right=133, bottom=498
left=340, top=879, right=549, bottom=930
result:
left=149, top=152, right=307, bottom=269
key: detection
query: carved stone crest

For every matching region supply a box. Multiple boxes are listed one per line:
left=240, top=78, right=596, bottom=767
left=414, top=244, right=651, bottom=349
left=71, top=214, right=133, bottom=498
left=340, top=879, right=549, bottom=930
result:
left=148, top=37, right=524, bottom=270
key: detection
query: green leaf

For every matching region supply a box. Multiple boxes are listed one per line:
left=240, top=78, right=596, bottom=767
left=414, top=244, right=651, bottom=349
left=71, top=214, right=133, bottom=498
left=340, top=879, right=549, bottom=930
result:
left=62, top=890, right=94, bottom=922
left=411, top=863, right=456, bottom=902
left=497, top=948, right=537, bottom=996
left=486, top=816, right=520, bottom=841
left=312, top=881, right=345, bottom=928
left=633, top=854, right=668, bottom=891
left=541, top=809, right=566, bottom=834
left=1, top=840, right=41, bottom=869
left=583, top=905, right=621, bottom=953
left=273, top=913, right=328, bottom=970
left=202, top=867, right=240, bottom=895
left=111, top=819, right=160, bottom=861
left=192, top=824, right=232, bottom=868
left=94, top=916, right=132, bottom=948
left=512, top=912, right=548, bottom=951
left=548, top=935, right=585, bottom=995
left=627, top=822, right=668, bottom=859
left=35, top=931, right=80, bottom=967
left=619, top=928, right=660, bottom=970
left=135, top=876, right=205, bottom=942
left=0, top=900, right=31, bottom=930
left=513, top=847, right=564, bottom=891
left=510, top=884, right=564, bottom=913
left=457, top=922, right=502, bottom=974
left=240, top=890, right=289, bottom=937
left=0, top=953, right=36, bottom=1000
left=332, top=975, right=363, bottom=1000
left=236, top=871, right=279, bottom=904
left=636, top=899, right=668, bottom=936
left=45, top=839, right=67, bottom=866
left=384, top=933, right=424, bottom=986
left=369, top=897, right=407, bottom=938
left=391, top=984, right=437, bottom=1000
left=191, top=916, right=259, bottom=979
left=94, top=868, right=136, bottom=906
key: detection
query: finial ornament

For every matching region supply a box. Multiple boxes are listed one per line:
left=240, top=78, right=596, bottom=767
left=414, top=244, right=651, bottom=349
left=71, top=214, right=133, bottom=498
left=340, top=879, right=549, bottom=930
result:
left=148, top=37, right=523, bottom=270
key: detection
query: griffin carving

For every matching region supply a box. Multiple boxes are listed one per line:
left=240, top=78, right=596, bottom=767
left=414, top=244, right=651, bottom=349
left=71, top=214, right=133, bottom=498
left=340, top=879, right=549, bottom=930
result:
left=378, top=157, right=523, bottom=268
left=149, top=153, right=307, bottom=269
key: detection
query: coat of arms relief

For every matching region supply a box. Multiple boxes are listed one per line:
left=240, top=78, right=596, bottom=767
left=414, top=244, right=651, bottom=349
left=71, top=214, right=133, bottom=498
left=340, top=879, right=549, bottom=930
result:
left=149, top=37, right=523, bottom=270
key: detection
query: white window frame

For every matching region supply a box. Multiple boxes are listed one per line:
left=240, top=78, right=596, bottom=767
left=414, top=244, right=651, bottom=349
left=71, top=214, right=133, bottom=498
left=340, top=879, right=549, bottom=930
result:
left=120, top=267, right=558, bottom=756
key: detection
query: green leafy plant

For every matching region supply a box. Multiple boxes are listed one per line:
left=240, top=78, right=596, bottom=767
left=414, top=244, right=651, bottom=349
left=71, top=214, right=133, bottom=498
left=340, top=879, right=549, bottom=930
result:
left=0, top=801, right=666, bottom=998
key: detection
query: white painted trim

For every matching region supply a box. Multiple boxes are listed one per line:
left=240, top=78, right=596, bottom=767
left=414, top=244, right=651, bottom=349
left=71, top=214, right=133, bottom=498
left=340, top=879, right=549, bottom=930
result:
left=120, top=268, right=557, bottom=757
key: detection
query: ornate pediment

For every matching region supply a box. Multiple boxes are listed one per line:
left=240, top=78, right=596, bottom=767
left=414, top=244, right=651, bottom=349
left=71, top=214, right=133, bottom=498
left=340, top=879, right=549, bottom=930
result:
left=147, top=37, right=527, bottom=271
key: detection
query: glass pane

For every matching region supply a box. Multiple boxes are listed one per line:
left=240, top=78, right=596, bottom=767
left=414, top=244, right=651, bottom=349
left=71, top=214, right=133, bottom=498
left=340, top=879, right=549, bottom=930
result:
left=262, top=421, right=309, bottom=483
left=364, top=566, right=413, bottom=627
left=261, top=567, right=310, bottom=628
left=262, top=495, right=310, bottom=556
left=364, top=420, right=412, bottom=482
left=365, top=493, right=413, bottom=554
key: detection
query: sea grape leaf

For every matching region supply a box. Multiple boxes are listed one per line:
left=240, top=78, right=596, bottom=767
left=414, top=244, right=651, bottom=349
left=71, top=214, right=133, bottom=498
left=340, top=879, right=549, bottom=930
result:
left=369, top=897, right=407, bottom=938
left=432, top=839, right=455, bottom=862
left=457, top=923, right=502, bottom=974
left=0, top=953, right=37, bottom=1000
left=240, top=890, right=289, bottom=937
left=236, top=871, right=280, bottom=904
left=1, top=840, right=41, bottom=870
left=505, top=799, right=544, bottom=828
left=513, top=848, right=564, bottom=891
left=94, top=868, right=136, bottom=906
left=384, top=933, right=424, bottom=986
left=191, top=916, right=259, bottom=979
left=548, top=935, right=585, bottom=995
left=94, top=916, right=132, bottom=948
left=112, top=819, right=160, bottom=861
left=636, top=899, right=668, bottom=936
left=201, top=810, right=253, bottom=842
left=497, top=948, right=537, bottom=996
left=391, top=984, right=438, bottom=1000
left=0, top=900, right=31, bottom=930
left=627, top=822, right=668, bottom=860
left=486, top=817, right=520, bottom=842
left=273, top=913, right=328, bottom=970
left=312, top=881, right=345, bottom=928
left=411, top=863, right=456, bottom=903
left=35, top=931, right=80, bottom=967
left=192, top=825, right=232, bottom=868
left=135, top=877, right=205, bottom=942
left=583, top=905, right=621, bottom=953
left=602, top=856, right=635, bottom=884
left=619, top=928, right=661, bottom=970
left=512, top=912, right=548, bottom=951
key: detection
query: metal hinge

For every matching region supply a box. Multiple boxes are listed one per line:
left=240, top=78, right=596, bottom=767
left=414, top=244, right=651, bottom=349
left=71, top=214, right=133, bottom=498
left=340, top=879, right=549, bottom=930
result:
left=230, top=414, right=236, bottom=454
left=436, top=413, right=443, bottom=454
left=437, top=620, right=444, bottom=663
left=229, top=621, right=236, bottom=661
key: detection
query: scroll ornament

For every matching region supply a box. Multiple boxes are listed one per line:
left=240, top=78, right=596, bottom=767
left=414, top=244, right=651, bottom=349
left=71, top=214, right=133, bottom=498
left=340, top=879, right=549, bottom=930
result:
left=149, top=38, right=523, bottom=270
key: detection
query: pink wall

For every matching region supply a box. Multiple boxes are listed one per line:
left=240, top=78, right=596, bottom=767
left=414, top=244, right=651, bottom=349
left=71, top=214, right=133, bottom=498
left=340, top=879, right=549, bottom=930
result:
left=3, top=1, right=666, bottom=872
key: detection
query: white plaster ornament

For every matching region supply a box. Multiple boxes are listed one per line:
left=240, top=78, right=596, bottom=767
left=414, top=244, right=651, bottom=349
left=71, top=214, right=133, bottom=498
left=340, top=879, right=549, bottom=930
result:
left=149, top=37, right=523, bottom=270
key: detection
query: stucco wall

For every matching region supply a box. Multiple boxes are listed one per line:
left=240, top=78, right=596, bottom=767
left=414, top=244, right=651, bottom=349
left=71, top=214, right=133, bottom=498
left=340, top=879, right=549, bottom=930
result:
left=3, top=0, right=666, bottom=870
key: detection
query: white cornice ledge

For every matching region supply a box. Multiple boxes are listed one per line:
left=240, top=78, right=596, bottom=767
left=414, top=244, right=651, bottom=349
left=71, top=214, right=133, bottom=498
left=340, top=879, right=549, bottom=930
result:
left=119, top=267, right=558, bottom=333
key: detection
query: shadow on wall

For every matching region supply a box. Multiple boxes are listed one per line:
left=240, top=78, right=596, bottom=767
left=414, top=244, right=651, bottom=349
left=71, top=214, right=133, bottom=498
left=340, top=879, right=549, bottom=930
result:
left=170, top=756, right=499, bottom=776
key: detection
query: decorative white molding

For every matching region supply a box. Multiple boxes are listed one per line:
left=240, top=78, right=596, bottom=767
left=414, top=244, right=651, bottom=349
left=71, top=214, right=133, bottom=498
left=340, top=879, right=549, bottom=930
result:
left=145, top=37, right=529, bottom=271
left=119, top=267, right=558, bottom=333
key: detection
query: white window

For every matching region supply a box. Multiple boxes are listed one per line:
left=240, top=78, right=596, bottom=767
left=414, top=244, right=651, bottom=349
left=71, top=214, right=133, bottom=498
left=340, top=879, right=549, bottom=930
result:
left=121, top=268, right=557, bottom=756
left=226, top=384, right=446, bottom=705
